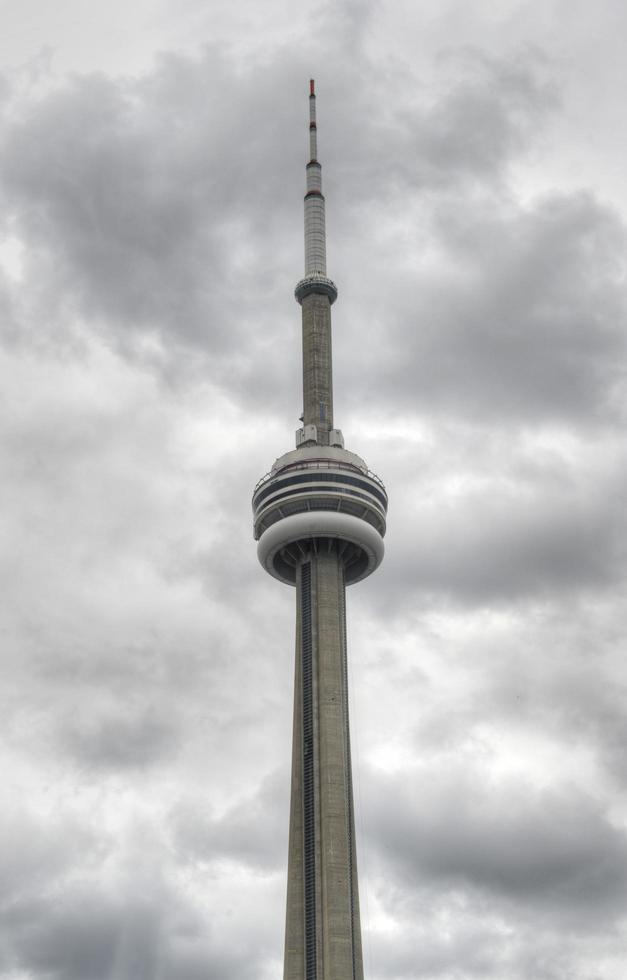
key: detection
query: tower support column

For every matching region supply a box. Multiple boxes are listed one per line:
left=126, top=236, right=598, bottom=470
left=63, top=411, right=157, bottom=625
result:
left=284, top=551, right=364, bottom=980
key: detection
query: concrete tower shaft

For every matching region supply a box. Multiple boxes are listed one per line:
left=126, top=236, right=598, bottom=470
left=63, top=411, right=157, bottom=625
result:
left=284, top=556, right=364, bottom=980
left=301, top=292, right=333, bottom=441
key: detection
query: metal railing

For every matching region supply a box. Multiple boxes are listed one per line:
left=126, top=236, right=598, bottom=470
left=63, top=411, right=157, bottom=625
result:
left=253, top=459, right=386, bottom=496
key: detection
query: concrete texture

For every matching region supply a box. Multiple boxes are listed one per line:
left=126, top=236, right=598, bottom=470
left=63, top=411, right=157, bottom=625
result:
left=284, top=553, right=364, bottom=980
left=301, top=292, right=334, bottom=442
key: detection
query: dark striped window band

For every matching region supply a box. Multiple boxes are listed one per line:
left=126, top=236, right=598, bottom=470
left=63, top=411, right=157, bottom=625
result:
left=253, top=471, right=388, bottom=510
left=301, top=562, right=316, bottom=980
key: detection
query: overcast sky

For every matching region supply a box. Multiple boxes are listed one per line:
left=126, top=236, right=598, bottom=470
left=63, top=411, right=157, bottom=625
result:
left=1, top=1, right=626, bottom=978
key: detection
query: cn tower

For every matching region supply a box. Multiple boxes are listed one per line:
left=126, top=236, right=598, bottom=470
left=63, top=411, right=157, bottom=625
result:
left=252, top=81, right=388, bottom=980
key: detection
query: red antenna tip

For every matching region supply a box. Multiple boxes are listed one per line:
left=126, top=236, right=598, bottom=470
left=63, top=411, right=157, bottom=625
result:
left=310, top=79, right=315, bottom=96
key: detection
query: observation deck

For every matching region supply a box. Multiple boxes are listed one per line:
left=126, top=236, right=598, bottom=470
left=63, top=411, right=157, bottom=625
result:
left=294, top=273, right=338, bottom=305
left=253, top=446, right=387, bottom=586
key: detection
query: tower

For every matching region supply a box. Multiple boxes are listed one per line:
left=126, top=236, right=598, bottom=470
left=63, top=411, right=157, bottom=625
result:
left=252, top=81, right=387, bottom=980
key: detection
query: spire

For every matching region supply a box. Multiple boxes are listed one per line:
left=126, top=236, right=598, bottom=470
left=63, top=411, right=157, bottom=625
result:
left=294, top=81, right=341, bottom=447
left=309, top=78, right=317, bottom=163
left=295, top=79, right=338, bottom=305
left=304, top=77, right=326, bottom=277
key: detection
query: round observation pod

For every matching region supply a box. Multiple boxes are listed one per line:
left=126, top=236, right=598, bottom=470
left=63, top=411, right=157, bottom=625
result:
left=294, top=274, right=338, bottom=305
left=252, top=447, right=387, bottom=586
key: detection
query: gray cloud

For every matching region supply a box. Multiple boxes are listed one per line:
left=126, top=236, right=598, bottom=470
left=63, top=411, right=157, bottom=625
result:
left=1, top=876, right=260, bottom=980
left=171, top=769, right=288, bottom=871
left=367, top=766, right=627, bottom=920
left=391, top=451, right=627, bottom=604
left=347, top=425, right=627, bottom=615
left=60, top=703, right=180, bottom=770
left=340, top=190, right=627, bottom=428
left=338, top=45, right=558, bottom=195
left=0, top=810, right=281, bottom=980
left=469, top=617, right=627, bottom=788
left=1, top=8, right=626, bottom=980
left=0, top=43, right=570, bottom=423
left=367, top=908, right=625, bottom=980
left=0, top=53, right=300, bottom=386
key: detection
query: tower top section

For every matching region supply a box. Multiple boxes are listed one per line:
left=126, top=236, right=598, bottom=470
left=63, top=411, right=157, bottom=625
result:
left=252, top=81, right=387, bottom=585
left=295, top=79, right=338, bottom=306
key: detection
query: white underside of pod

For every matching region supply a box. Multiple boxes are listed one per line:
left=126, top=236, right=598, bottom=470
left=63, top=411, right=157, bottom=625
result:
left=257, top=510, right=385, bottom=586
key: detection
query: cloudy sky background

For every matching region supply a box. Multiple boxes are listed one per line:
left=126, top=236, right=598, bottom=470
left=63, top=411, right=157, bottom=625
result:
left=1, top=1, right=627, bottom=977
